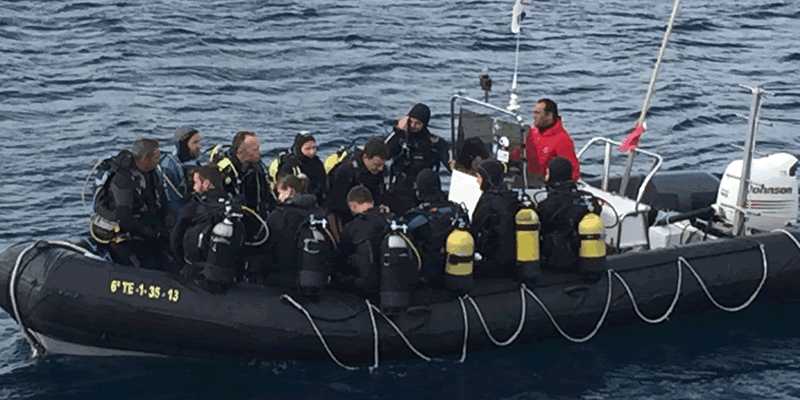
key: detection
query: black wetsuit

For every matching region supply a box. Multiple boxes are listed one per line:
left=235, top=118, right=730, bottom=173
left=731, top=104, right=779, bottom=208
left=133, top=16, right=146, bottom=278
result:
left=334, top=207, right=390, bottom=295
left=326, top=150, right=385, bottom=227
left=537, top=180, right=589, bottom=271
left=403, top=196, right=459, bottom=285
left=263, top=194, right=328, bottom=285
left=385, top=126, right=450, bottom=214
left=471, top=189, right=519, bottom=278
left=278, top=151, right=327, bottom=206
left=169, top=187, right=232, bottom=263
left=92, top=150, right=173, bottom=270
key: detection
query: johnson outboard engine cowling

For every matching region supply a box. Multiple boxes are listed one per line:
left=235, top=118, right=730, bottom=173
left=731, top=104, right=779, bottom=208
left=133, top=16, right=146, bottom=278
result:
left=715, top=152, right=798, bottom=232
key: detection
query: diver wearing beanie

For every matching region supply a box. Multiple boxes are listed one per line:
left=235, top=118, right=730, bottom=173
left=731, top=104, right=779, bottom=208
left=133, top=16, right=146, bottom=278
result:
left=159, top=126, right=203, bottom=217
left=471, top=159, right=519, bottom=278
left=385, top=103, right=452, bottom=214
left=278, top=132, right=327, bottom=206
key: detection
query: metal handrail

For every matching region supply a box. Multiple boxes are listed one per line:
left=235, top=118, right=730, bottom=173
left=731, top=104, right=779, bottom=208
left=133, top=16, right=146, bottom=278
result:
left=450, top=94, right=528, bottom=187
left=577, top=137, right=663, bottom=204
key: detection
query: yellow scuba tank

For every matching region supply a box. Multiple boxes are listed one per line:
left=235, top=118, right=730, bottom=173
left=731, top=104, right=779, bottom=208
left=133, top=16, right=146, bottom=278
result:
left=267, top=156, right=281, bottom=192
left=578, top=213, right=606, bottom=272
left=445, top=216, right=474, bottom=295
left=323, top=147, right=348, bottom=174
left=515, top=197, right=540, bottom=284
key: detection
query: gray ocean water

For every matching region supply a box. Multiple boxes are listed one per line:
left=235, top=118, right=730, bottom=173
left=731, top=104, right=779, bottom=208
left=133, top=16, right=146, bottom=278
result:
left=1, top=0, right=800, bottom=398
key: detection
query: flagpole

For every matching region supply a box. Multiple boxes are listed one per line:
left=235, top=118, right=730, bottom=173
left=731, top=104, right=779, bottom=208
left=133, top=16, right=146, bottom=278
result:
left=618, top=0, right=681, bottom=196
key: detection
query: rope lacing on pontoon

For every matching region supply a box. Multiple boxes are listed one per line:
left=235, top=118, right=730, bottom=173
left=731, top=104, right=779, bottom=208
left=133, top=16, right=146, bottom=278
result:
left=465, top=287, right=527, bottom=346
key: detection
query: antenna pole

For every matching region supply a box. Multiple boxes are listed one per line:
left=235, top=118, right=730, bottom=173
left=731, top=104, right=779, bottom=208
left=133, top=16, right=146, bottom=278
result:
left=618, top=0, right=681, bottom=196
left=732, top=84, right=765, bottom=236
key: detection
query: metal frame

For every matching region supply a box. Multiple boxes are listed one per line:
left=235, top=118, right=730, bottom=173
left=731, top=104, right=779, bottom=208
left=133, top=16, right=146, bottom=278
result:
left=450, top=94, right=528, bottom=188
left=577, top=137, right=664, bottom=205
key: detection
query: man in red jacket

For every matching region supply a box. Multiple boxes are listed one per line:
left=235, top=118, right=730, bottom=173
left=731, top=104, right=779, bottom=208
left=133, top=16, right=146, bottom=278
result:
left=510, top=98, right=580, bottom=184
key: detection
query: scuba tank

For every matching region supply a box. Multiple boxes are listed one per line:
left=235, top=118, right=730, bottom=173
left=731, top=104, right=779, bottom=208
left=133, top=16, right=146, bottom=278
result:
left=515, top=193, right=540, bottom=285
left=323, top=146, right=349, bottom=174
left=203, top=205, right=245, bottom=283
left=578, top=212, right=606, bottom=273
left=445, top=207, right=474, bottom=295
left=380, top=220, right=420, bottom=314
left=297, top=213, right=334, bottom=296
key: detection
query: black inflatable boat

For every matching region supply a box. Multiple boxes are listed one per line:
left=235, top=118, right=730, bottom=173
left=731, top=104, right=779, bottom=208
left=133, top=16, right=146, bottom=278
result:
left=2, top=223, right=800, bottom=368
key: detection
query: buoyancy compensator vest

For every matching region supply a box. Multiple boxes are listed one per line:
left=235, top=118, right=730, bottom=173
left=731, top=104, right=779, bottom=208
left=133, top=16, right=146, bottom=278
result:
left=209, top=144, right=241, bottom=197
left=90, top=150, right=165, bottom=244
left=472, top=189, right=521, bottom=277
left=203, top=205, right=246, bottom=283
left=403, top=201, right=459, bottom=284
left=267, top=148, right=302, bottom=193
left=387, top=127, right=444, bottom=181
left=183, top=199, right=246, bottom=271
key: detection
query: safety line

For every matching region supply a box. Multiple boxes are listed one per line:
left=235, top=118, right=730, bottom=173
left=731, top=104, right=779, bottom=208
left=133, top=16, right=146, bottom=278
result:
left=457, top=296, right=469, bottom=363
left=465, top=287, right=526, bottom=346
left=364, top=299, right=380, bottom=372
left=774, top=229, right=800, bottom=251
left=522, top=271, right=613, bottom=344
left=612, top=262, right=682, bottom=324
left=367, top=302, right=440, bottom=362
left=676, top=244, right=768, bottom=313
left=280, top=294, right=363, bottom=371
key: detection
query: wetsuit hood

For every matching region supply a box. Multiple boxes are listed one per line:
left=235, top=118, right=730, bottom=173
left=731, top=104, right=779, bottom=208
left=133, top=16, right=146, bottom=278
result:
left=456, top=137, right=489, bottom=171
left=415, top=168, right=446, bottom=203
left=476, top=159, right=504, bottom=190
left=113, top=149, right=136, bottom=171
left=546, top=157, right=574, bottom=185
left=292, top=132, right=316, bottom=163
left=407, top=103, right=431, bottom=130
left=174, top=126, right=200, bottom=163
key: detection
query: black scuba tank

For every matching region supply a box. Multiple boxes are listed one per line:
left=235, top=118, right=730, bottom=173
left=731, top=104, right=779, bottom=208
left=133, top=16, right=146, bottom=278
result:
left=379, top=220, right=420, bottom=314
left=296, top=213, right=334, bottom=296
left=203, top=206, right=245, bottom=283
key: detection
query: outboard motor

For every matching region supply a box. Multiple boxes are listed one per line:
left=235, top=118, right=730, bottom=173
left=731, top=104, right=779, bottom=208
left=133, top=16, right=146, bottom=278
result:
left=714, top=152, right=799, bottom=233
left=515, top=194, right=540, bottom=284
left=380, top=221, right=419, bottom=314
left=297, top=213, right=333, bottom=296
left=445, top=212, right=474, bottom=295
left=204, top=206, right=244, bottom=283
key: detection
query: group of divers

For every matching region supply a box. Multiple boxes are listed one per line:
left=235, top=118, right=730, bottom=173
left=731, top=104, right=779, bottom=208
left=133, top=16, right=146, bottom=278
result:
left=87, top=100, right=606, bottom=311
